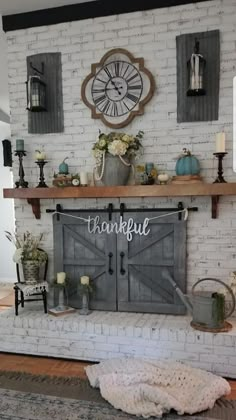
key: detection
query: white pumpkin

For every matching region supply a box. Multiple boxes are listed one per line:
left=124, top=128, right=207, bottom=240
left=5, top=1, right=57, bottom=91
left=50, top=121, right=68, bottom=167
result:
left=158, top=173, right=169, bottom=184
left=35, top=150, right=46, bottom=160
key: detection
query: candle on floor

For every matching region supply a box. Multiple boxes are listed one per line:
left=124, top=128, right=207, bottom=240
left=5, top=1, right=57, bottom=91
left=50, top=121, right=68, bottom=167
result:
left=16, top=139, right=24, bottom=152
left=81, top=275, right=89, bottom=285
left=57, top=272, right=66, bottom=284
left=80, top=172, right=88, bottom=186
left=216, top=133, right=226, bottom=153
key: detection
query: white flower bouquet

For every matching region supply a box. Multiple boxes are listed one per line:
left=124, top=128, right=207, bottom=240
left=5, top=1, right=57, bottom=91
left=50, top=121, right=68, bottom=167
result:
left=92, top=130, right=144, bottom=166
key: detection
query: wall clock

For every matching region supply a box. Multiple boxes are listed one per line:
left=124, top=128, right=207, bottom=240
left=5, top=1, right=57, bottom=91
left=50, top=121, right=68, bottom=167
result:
left=81, top=48, right=155, bottom=129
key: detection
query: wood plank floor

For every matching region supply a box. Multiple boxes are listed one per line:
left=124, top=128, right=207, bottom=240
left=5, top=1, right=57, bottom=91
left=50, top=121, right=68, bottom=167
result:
left=0, top=353, right=235, bottom=399
left=0, top=353, right=91, bottom=380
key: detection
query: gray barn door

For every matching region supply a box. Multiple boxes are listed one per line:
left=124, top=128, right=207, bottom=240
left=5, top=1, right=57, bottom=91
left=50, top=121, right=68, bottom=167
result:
left=117, top=211, right=187, bottom=314
left=53, top=212, right=117, bottom=310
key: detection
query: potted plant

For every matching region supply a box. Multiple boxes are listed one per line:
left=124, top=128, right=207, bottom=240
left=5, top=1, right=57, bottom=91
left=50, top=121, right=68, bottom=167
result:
left=93, top=130, right=144, bottom=186
left=5, top=231, right=47, bottom=284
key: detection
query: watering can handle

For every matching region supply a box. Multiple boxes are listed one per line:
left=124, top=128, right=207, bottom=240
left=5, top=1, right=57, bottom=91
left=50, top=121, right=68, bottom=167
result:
left=192, top=278, right=236, bottom=319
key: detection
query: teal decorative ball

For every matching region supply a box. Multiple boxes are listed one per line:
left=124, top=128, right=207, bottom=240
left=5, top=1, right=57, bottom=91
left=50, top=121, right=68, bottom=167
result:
left=175, top=151, right=200, bottom=176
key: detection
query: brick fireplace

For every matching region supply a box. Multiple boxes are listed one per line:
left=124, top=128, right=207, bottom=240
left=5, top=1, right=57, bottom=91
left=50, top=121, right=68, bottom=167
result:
left=2, top=0, right=236, bottom=377
left=5, top=0, right=236, bottom=292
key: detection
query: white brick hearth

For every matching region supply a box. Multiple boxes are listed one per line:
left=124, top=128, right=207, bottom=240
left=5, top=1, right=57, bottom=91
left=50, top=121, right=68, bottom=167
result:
left=1, top=306, right=236, bottom=378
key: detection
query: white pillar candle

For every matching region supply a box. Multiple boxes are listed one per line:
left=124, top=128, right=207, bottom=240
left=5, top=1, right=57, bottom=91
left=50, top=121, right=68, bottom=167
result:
left=80, top=171, right=88, bottom=186
left=57, top=272, right=66, bottom=284
left=81, top=275, right=89, bottom=285
left=216, top=132, right=226, bottom=153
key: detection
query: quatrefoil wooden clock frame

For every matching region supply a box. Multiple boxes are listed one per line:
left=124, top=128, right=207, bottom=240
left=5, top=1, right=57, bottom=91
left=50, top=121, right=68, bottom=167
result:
left=81, top=48, right=155, bottom=129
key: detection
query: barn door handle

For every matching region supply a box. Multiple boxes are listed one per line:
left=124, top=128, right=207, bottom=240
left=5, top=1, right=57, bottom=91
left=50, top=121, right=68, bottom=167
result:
left=120, top=252, right=126, bottom=275
left=108, top=252, right=113, bottom=275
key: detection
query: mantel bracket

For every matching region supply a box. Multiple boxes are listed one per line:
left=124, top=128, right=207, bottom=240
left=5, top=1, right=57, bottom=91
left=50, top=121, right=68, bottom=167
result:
left=27, top=198, right=41, bottom=219
left=211, top=195, right=220, bottom=219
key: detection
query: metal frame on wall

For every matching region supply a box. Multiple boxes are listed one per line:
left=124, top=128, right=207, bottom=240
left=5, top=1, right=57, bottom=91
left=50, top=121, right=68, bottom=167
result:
left=26, top=53, right=64, bottom=134
left=176, top=29, right=220, bottom=123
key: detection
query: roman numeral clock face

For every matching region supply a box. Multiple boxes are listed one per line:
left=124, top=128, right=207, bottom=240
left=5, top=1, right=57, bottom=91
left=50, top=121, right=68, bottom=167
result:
left=92, top=61, right=143, bottom=117
left=81, top=49, right=155, bottom=129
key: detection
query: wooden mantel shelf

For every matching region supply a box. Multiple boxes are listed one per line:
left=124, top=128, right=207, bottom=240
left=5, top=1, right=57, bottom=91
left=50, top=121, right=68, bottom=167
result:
left=3, top=183, right=236, bottom=219
left=4, top=183, right=236, bottom=199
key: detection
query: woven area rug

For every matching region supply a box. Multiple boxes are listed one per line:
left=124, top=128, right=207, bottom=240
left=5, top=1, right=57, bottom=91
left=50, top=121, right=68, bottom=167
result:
left=0, top=371, right=235, bottom=419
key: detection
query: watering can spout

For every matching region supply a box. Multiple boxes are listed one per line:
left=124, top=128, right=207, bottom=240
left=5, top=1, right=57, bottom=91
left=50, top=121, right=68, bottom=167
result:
left=163, top=271, right=193, bottom=313
left=177, top=292, right=193, bottom=313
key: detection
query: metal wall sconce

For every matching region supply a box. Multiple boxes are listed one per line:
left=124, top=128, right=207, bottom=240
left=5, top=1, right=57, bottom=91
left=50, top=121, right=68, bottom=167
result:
left=187, top=39, right=206, bottom=96
left=176, top=30, right=219, bottom=123
left=26, top=62, right=47, bottom=112
left=26, top=53, right=63, bottom=134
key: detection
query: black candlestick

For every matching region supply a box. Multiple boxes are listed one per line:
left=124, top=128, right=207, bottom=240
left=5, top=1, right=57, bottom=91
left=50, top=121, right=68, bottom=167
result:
left=213, top=152, right=228, bottom=183
left=14, top=150, right=28, bottom=188
left=36, top=160, right=48, bottom=188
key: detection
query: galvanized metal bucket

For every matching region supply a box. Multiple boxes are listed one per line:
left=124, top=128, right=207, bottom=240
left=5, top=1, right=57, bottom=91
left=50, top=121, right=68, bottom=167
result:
left=98, top=154, right=131, bottom=186
left=191, top=278, right=236, bottom=329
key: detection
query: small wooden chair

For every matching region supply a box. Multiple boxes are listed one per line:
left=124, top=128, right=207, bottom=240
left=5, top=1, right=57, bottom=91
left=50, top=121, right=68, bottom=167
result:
left=14, top=249, right=48, bottom=316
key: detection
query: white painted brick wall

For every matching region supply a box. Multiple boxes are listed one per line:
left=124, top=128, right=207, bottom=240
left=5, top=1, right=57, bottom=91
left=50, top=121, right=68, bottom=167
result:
left=1, top=307, right=236, bottom=377
left=5, top=0, right=236, bottom=291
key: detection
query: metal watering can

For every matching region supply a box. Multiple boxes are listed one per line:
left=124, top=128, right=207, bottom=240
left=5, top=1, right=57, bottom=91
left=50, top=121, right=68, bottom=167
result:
left=165, top=273, right=236, bottom=330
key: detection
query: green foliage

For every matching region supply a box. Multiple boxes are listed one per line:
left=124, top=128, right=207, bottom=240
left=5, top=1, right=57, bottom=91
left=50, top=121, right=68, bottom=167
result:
left=78, top=281, right=95, bottom=295
left=5, top=230, right=47, bottom=265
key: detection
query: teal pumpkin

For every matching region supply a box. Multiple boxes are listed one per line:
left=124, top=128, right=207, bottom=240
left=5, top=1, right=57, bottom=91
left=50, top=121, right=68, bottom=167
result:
left=175, top=151, right=200, bottom=176
left=59, top=158, right=69, bottom=174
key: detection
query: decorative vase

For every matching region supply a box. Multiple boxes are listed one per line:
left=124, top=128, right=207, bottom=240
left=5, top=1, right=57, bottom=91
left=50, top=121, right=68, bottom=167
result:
left=59, top=158, right=69, bottom=175
left=96, top=154, right=131, bottom=186
left=22, top=261, right=39, bottom=284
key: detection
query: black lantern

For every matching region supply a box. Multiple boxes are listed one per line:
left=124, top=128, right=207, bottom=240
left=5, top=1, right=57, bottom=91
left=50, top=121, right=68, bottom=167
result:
left=26, top=62, right=47, bottom=112
left=187, top=39, right=206, bottom=96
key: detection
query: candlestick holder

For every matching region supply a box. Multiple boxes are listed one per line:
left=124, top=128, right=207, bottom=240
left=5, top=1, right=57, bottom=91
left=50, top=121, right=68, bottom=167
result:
left=213, top=152, right=228, bottom=183
left=35, top=160, right=48, bottom=188
left=80, top=291, right=90, bottom=315
left=14, top=150, right=28, bottom=188
left=48, top=284, right=76, bottom=317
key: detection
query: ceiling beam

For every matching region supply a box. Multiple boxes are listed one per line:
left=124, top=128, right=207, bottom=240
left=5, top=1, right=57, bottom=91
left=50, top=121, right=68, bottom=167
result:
left=2, top=0, right=213, bottom=32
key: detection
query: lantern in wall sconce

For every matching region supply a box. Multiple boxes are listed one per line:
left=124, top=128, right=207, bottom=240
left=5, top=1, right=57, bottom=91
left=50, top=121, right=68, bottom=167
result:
left=187, top=39, right=206, bottom=96
left=26, top=62, right=47, bottom=112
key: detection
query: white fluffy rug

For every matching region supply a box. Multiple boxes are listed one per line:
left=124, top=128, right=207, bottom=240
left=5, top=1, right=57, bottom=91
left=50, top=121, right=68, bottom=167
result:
left=86, top=358, right=231, bottom=418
